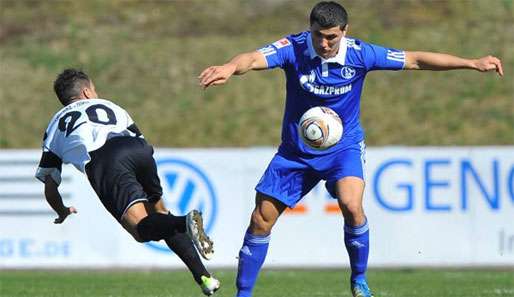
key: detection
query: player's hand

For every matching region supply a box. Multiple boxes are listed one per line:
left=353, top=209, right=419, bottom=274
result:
left=198, top=63, right=237, bottom=89
left=54, top=206, right=77, bottom=224
left=474, top=55, right=503, bottom=76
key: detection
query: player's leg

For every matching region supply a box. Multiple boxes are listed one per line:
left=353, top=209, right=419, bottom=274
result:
left=130, top=139, right=212, bottom=258
left=335, top=177, right=373, bottom=297
left=119, top=200, right=218, bottom=296
left=85, top=139, right=185, bottom=241
left=125, top=139, right=220, bottom=295
left=236, top=192, right=287, bottom=297
left=150, top=200, right=210, bottom=279
left=334, top=177, right=370, bottom=282
left=134, top=141, right=219, bottom=295
left=85, top=137, right=219, bottom=294
left=236, top=151, right=317, bottom=297
left=326, top=142, right=373, bottom=297
left=150, top=200, right=219, bottom=295
left=120, top=201, right=187, bottom=243
left=120, top=201, right=148, bottom=242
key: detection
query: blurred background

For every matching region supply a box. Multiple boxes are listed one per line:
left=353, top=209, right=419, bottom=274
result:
left=0, top=1, right=513, bottom=297
left=1, top=0, right=512, bottom=148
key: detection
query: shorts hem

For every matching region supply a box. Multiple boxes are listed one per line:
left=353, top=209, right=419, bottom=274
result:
left=326, top=174, right=365, bottom=199
left=147, top=195, right=162, bottom=204
left=255, top=187, right=297, bottom=208
left=328, top=174, right=364, bottom=183
left=120, top=197, right=149, bottom=220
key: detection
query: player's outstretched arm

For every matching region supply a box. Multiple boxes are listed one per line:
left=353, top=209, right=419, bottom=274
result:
left=404, top=51, right=503, bottom=76
left=44, top=176, right=77, bottom=224
left=199, top=51, right=268, bottom=89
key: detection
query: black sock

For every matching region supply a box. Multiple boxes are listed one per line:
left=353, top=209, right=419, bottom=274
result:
left=167, top=213, right=186, bottom=233
left=165, top=232, right=210, bottom=284
left=136, top=213, right=186, bottom=241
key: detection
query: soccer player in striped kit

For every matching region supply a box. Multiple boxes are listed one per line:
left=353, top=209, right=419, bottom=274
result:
left=36, top=69, right=220, bottom=296
left=199, top=2, right=503, bottom=296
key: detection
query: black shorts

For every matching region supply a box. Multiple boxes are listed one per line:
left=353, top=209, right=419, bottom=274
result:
left=85, top=136, right=162, bottom=221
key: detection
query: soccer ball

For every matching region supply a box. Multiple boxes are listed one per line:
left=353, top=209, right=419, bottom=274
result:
left=298, top=106, right=343, bottom=150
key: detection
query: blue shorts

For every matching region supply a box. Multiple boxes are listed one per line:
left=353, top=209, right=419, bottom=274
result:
left=255, top=141, right=366, bottom=207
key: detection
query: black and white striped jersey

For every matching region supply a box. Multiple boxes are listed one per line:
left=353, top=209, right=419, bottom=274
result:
left=35, top=98, right=143, bottom=185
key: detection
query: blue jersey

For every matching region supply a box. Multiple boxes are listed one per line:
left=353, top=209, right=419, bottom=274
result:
left=258, top=31, right=405, bottom=156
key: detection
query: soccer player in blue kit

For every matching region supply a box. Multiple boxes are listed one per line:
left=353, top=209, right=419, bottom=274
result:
left=199, top=2, right=503, bottom=297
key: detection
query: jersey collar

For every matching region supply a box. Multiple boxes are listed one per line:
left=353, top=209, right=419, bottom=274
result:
left=307, top=32, right=347, bottom=65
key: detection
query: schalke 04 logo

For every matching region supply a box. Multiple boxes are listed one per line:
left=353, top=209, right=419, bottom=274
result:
left=145, top=157, right=218, bottom=253
left=341, top=66, right=356, bottom=79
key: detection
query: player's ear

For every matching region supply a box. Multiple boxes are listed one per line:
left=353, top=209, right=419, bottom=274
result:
left=84, top=81, right=98, bottom=99
left=341, top=24, right=348, bottom=36
left=83, top=87, right=93, bottom=99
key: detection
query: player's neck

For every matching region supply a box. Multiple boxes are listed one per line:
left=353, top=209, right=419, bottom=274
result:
left=69, top=97, right=89, bottom=104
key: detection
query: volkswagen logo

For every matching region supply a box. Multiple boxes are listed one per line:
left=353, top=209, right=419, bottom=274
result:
left=145, top=158, right=218, bottom=253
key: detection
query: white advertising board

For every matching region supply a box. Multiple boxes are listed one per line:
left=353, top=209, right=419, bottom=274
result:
left=0, top=147, right=512, bottom=268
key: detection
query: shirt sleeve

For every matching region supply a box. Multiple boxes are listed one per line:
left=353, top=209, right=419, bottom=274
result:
left=35, top=150, right=63, bottom=185
left=35, top=129, right=63, bottom=185
left=257, top=37, right=295, bottom=69
left=360, top=41, right=405, bottom=71
left=125, top=111, right=143, bottom=138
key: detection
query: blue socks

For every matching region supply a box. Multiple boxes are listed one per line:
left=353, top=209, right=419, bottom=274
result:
left=236, top=230, right=271, bottom=297
left=234, top=221, right=368, bottom=296
left=344, top=218, right=370, bottom=283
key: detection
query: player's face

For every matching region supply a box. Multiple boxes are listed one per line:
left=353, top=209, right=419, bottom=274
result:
left=310, top=23, right=346, bottom=59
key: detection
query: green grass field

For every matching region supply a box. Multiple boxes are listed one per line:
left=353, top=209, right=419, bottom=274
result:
left=1, top=269, right=513, bottom=297
left=1, top=0, right=513, bottom=148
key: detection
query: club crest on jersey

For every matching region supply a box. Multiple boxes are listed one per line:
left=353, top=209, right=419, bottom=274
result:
left=273, top=38, right=291, bottom=49
left=341, top=66, right=356, bottom=79
left=299, top=70, right=352, bottom=97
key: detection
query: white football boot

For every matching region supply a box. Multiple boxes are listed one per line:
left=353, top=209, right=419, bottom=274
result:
left=186, top=210, right=214, bottom=260
left=200, top=275, right=220, bottom=296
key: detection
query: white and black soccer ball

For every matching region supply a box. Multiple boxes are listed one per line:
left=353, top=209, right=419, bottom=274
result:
left=298, top=106, right=343, bottom=150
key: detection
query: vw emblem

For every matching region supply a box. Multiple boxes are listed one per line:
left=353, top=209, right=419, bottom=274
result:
left=341, top=66, right=356, bottom=79
left=145, top=158, right=218, bottom=253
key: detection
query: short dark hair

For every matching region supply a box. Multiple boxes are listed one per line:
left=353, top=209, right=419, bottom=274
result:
left=53, top=68, right=91, bottom=105
left=310, top=1, right=348, bottom=29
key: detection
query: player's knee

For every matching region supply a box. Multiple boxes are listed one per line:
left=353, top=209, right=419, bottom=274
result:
left=250, top=210, right=273, bottom=234
left=339, top=200, right=364, bottom=218
left=132, top=233, right=146, bottom=243
left=136, top=218, right=155, bottom=242
left=134, top=213, right=169, bottom=242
